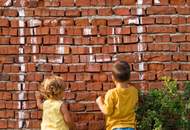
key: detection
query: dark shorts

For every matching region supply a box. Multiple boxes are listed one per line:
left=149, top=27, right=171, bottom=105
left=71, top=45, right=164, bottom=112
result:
left=113, top=128, right=135, bottom=130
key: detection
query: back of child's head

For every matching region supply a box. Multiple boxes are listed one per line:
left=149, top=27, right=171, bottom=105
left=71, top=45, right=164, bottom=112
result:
left=39, top=76, right=65, bottom=99
left=112, top=61, right=130, bottom=82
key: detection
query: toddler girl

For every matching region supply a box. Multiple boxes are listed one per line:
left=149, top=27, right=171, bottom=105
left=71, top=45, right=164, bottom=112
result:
left=35, top=76, right=76, bottom=130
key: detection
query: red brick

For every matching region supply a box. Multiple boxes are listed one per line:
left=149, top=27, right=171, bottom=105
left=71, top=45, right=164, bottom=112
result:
left=148, top=44, right=177, bottom=51
left=172, top=17, right=186, bottom=25
left=131, top=8, right=146, bottom=16
left=180, top=44, right=190, bottom=51
left=26, top=120, right=41, bottom=128
left=0, top=18, right=9, bottom=27
left=25, top=73, right=43, bottom=81
left=60, top=73, right=75, bottom=81
left=70, top=82, right=86, bottom=91
left=75, top=19, right=90, bottom=26
left=156, top=16, right=171, bottom=24
left=0, top=37, right=9, bottom=44
left=172, top=72, right=188, bottom=80
left=105, top=0, right=120, bottom=6
left=76, top=92, right=97, bottom=101
left=98, top=8, right=113, bottom=16
left=178, top=25, right=190, bottom=33
left=71, top=46, right=88, bottom=54
left=146, top=26, right=176, bottom=33
left=85, top=64, right=101, bottom=72
left=65, top=10, right=80, bottom=17
left=76, top=0, right=90, bottom=6
left=92, top=73, right=108, bottom=81
left=170, top=0, right=185, bottom=5
left=91, top=0, right=106, bottom=6
left=107, top=19, right=122, bottom=26
left=117, top=54, right=140, bottom=63
left=81, top=9, right=97, bottom=16
left=37, top=63, right=52, bottom=72
left=147, top=6, right=176, bottom=15
left=113, top=8, right=130, bottom=16
left=91, top=19, right=107, bottom=26
left=148, top=82, right=162, bottom=89
left=143, top=53, right=172, bottom=62
left=53, top=64, right=68, bottom=72
left=157, top=71, right=172, bottom=80
left=34, top=8, right=49, bottom=16
left=180, top=64, right=190, bottom=70
left=64, top=55, right=79, bottom=63
left=143, top=71, right=156, bottom=80
left=155, top=35, right=170, bottom=42
left=66, top=27, right=82, bottom=35
left=118, top=44, right=137, bottom=52
left=99, top=26, right=114, bottom=35
left=36, top=27, right=49, bottom=35
left=123, top=35, right=138, bottom=43
left=60, top=0, right=74, bottom=6
left=60, top=19, right=74, bottom=26
left=0, top=120, right=7, bottom=128
left=176, top=7, right=190, bottom=15
left=121, top=0, right=136, bottom=5
left=149, top=63, right=164, bottom=71
left=102, top=45, right=115, bottom=53
left=107, top=36, right=122, bottom=44
left=141, top=17, right=155, bottom=25
left=141, top=35, right=154, bottom=43
left=88, top=120, right=104, bottom=130
left=164, top=63, right=179, bottom=71
left=173, top=54, right=187, bottom=61
left=87, top=82, right=102, bottom=91
left=50, top=26, right=65, bottom=35
left=3, top=9, right=18, bottom=17
left=0, top=45, right=18, bottom=54
left=70, top=103, right=85, bottom=112
left=171, top=35, right=186, bottom=42
left=86, top=103, right=99, bottom=111
left=76, top=73, right=91, bottom=81
left=154, top=0, right=169, bottom=5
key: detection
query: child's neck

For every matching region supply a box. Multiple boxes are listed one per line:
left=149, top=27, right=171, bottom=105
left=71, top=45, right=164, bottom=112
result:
left=116, top=81, right=129, bottom=88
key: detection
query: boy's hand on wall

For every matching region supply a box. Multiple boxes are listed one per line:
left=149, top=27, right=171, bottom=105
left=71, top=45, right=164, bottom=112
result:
left=96, top=96, right=103, bottom=104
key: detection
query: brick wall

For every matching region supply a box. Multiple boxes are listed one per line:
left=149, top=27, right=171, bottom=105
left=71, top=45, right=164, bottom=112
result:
left=0, top=0, right=190, bottom=129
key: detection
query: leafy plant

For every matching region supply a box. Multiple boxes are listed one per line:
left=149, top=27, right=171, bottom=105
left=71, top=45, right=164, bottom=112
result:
left=136, top=77, right=190, bottom=130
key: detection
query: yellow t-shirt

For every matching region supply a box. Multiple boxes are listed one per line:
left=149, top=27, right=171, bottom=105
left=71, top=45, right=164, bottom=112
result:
left=41, top=99, right=69, bottom=130
left=103, top=84, right=138, bottom=130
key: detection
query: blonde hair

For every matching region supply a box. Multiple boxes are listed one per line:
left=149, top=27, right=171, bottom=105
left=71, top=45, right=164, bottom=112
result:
left=39, top=76, right=65, bottom=99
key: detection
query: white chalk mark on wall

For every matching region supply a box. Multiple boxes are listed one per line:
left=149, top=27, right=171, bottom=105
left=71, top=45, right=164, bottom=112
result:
left=154, top=0, right=160, bottom=4
left=18, top=8, right=25, bottom=128
left=89, top=47, right=95, bottom=62
left=84, top=27, right=92, bottom=35
left=137, top=0, right=144, bottom=81
left=128, top=18, right=139, bottom=24
left=4, top=0, right=12, bottom=6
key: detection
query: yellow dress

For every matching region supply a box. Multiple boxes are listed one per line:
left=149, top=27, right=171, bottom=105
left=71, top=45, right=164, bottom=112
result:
left=41, top=99, right=69, bottom=130
left=103, top=85, right=138, bottom=130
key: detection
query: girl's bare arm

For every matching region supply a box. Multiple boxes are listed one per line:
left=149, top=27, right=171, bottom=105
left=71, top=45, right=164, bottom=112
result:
left=35, top=91, right=43, bottom=110
left=60, top=103, right=76, bottom=130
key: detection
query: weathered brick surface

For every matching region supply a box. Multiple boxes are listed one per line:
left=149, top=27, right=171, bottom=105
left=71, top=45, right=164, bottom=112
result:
left=0, top=0, right=190, bottom=129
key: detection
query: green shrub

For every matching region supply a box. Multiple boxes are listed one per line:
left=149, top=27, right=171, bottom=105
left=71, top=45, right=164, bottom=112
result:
left=136, top=77, right=190, bottom=130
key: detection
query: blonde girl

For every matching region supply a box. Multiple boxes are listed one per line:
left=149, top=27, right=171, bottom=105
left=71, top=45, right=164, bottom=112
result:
left=35, top=76, right=76, bottom=130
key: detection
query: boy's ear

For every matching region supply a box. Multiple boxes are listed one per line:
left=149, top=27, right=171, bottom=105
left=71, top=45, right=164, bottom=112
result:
left=112, top=75, right=116, bottom=83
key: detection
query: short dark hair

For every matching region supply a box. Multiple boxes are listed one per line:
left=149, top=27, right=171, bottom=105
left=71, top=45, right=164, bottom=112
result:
left=112, top=61, right=130, bottom=82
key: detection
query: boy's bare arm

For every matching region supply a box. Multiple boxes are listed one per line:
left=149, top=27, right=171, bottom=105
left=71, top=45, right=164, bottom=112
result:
left=96, top=96, right=107, bottom=114
left=35, top=91, right=43, bottom=110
